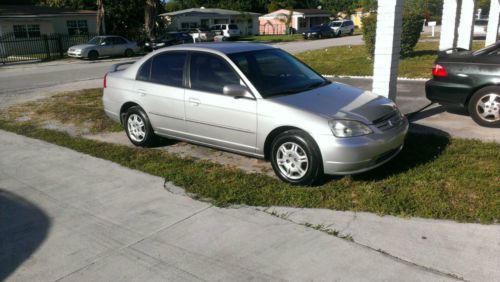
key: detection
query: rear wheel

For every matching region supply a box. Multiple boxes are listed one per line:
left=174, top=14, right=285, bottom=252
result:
left=337, top=30, right=342, bottom=37
left=124, top=106, right=157, bottom=146
left=468, top=86, right=500, bottom=127
left=270, top=130, right=323, bottom=186
left=349, top=29, right=354, bottom=35
left=88, top=50, right=98, bottom=60
left=124, top=48, right=134, bottom=57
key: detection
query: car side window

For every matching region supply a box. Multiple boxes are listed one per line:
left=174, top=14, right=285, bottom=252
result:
left=150, top=52, right=187, bottom=87
left=113, top=37, right=127, bottom=44
left=136, top=58, right=152, bottom=81
left=190, top=53, right=240, bottom=94
left=103, top=38, right=113, bottom=45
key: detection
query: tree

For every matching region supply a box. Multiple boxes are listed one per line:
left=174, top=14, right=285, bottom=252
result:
left=145, top=0, right=157, bottom=39
left=96, top=0, right=104, bottom=35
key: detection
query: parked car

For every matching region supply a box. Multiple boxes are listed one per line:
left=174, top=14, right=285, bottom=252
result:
left=188, top=28, right=215, bottom=42
left=144, top=32, right=193, bottom=51
left=103, top=43, right=408, bottom=185
left=210, top=24, right=241, bottom=38
left=328, top=20, right=355, bottom=37
left=302, top=25, right=335, bottom=39
left=67, top=36, right=139, bottom=60
left=426, top=42, right=500, bottom=127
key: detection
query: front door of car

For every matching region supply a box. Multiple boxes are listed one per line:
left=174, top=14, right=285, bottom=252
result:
left=184, top=52, right=257, bottom=154
left=99, top=37, right=114, bottom=56
left=134, top=51, right=187, bottom=137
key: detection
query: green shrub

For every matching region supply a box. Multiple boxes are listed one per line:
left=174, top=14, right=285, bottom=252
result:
left=362, top=13, right=424, bottom=58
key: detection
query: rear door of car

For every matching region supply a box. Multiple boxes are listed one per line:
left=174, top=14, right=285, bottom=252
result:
left=184, top=51, right=257, bottom=153
left=134, top=51, right=188, bottom=136
left=99, top=37, right=115, bottom=56
left=112, top=37, right=128, bottom=56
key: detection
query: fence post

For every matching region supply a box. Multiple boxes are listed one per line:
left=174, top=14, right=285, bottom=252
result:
left=42, top=34, right=51, bottom=60
left=57, top=34, right=64, bottom=58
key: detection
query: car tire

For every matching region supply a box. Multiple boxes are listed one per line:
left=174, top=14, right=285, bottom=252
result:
left=124, top=106, right=157, bottom=147
left=124, top=48, right=134, bottom=57
left=88, top=50, right=98, bottom=60
left=318, top=33, right=323, bottom=39
left=349, top=29, right=354, bottom=35
left=337, top=30, right=342, bottom=37
left=270, top=130, right=323, bottom=186
left=468, top=86, right=500, bottom=127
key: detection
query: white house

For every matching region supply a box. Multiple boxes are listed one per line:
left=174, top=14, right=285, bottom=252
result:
left=259, top=9, right=332, bottom=35
left=159, top=7, right=260, bottom=35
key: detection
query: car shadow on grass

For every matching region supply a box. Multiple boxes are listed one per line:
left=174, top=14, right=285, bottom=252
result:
left=0, top=189, right=51, bottom=281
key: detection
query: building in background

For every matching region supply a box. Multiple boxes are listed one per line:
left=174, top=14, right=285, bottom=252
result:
left=259, top=9, right=332, bottom=35
left=159, top=7, right=260, bottom=35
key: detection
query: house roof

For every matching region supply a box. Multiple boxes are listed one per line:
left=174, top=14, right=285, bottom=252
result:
left=0, top=5, right=96, bottom=18
left=260, top=8, right=331, bottom=18
left=159, top=8, right=260, bottom=18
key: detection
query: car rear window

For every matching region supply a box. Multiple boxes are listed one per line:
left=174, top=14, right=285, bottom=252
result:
left=149, top=52, right=187, bottom=87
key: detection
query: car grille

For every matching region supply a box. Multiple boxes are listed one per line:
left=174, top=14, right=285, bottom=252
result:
left=373, top=110, right=404, bottom=131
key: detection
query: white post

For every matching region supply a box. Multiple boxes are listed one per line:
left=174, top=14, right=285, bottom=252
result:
left=372, top=0, right=404, bottom=101
left=439, top=0, right=459, bottom=50
left=486, top=0, right=500, bottom=46
left=457, top=0, right=475, bottom=50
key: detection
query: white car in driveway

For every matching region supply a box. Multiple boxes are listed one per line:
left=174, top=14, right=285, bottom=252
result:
left=328, top=20, right=355, bottom=37
left=67, top=36, right=140, bottom=60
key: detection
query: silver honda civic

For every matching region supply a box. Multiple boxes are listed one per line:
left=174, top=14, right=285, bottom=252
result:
left=103, top=43, right=408, bottom=185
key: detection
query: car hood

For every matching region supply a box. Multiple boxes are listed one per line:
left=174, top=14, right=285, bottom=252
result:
left=268, top=82, right=397, bottom=124
left=69, top=44, right=95, bottom=50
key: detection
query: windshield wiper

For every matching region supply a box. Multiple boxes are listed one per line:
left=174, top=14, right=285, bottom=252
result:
left=267, top=81, right=330, bottom=97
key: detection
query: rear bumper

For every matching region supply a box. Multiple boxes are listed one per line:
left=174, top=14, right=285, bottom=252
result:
left=425, top=79, right=472, bottom=107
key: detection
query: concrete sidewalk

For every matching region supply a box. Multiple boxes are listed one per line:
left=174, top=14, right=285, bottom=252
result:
left=0, top=130, right=462, bottom=282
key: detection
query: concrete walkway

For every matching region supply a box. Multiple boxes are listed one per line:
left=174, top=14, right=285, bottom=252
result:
left=0, top=130, right=467, bottom=282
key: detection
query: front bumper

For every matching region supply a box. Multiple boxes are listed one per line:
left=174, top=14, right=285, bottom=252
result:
left=314, top=119, right=409, bottom=175
left=425, top=79, right=472, bottom=107
left=67, top=51, right=83, bottom=58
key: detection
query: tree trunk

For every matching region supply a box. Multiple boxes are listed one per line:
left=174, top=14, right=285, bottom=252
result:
left=145, top=0, right=157, bottom=40
left=96, top=0, right=105, bottom=35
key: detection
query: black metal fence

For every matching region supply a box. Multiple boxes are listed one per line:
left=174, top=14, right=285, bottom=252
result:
left=0, top=32, right=97, bottom=64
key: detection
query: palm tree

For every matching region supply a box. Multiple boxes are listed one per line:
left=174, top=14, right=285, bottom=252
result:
left=96, top=0, right=104, bottom=35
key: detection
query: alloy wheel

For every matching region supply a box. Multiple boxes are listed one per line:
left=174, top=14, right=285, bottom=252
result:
left=127, top=114, right=146, bottom=142
left=276, top=142, right=309, bottom=180
left=476, top=93, right=500, bottom=122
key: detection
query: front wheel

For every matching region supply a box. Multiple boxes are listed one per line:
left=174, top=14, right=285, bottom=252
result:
left=124, top=106, right=157, bottom=146
left=270, top=130, right=323, bottom=185
left=88, top=50, right=98, bottom=60
left=337, top=30, right=342, bottom=37
left=468, top=86, right=500, bottom=127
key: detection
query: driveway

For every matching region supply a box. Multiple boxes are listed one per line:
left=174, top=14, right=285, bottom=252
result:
left=0, top=130, right=464, bottom=281
left=270, top=35, right=363, bottom=53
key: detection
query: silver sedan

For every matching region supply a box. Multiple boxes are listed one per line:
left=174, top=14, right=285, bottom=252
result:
left=67, top=36, right=140, bottom=60
left=103, top=43, right=408, bottom=185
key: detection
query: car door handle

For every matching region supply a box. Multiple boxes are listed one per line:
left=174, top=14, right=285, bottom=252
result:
left=137, top=89, right=147, bottom=96
left=188, top=97, right=200, bottom=106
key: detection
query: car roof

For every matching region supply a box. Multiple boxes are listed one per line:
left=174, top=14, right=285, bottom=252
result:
left=164, top=42, right=274, bottom=55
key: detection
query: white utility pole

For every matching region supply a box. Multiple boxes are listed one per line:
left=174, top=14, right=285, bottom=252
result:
left=486, top=0, right=500, bottom=46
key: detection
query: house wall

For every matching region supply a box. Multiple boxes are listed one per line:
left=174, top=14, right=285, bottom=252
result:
left=0, top=14, right=97, bottom=58
left=166, top=15, right=259, bottom=35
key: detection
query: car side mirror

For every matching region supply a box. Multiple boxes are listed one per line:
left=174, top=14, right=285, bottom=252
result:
left=223, top=84, right=253, bottom=99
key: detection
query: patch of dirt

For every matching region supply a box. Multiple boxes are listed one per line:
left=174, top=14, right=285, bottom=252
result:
left=84, top=131, right=275, bottom=177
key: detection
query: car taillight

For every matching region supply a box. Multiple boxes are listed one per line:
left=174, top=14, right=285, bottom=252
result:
left=432, top=64, right=448, bottom=77
left=103, top=72, right=108, bottom=89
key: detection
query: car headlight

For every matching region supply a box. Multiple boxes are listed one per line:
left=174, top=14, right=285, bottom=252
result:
left=312, top=32, right=317, bottom=34
left=329, top=120, right=372, bottom=138
left=156, top=42, right=165, bottom=47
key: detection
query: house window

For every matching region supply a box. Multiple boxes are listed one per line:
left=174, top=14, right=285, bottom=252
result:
left=180, top=22, right=198, bottom=30
left=67, top=20, right=88, bottom=35
left=13, top=24, right=40, bottom=39
left=298, top=18, right=306, bottom=28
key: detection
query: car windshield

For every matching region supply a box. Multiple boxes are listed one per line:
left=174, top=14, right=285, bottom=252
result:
left=88, top=37, right=104, bottom=45
left=330, top=22, right=342, bottom=27
left=229, top=49, right=330, bottom=98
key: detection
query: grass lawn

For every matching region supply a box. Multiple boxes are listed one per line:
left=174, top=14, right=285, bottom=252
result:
left=1, top=89, right=499, bottom=224
left=297, top=41, right=485, bottom=78
left=4, top=89, right=122, bottom=134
